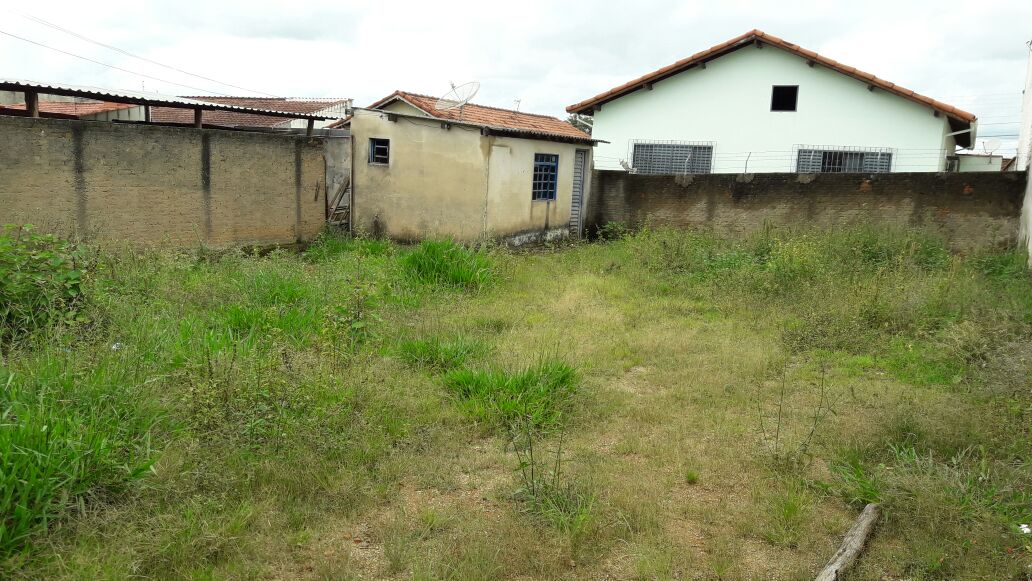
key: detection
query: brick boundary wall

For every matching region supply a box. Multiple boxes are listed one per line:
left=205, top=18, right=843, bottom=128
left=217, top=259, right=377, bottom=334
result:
left=0, top=116, right=331, bottom=247
left=587, top=170, right=1027, bottom=250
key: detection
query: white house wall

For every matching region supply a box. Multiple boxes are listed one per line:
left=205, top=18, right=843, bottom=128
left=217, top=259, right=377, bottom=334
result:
left=590, top=46, right=955, bottom=173
left=1017, top=48, right=1031, bottom=172
left=1019, top=45, right=1032, bottom=263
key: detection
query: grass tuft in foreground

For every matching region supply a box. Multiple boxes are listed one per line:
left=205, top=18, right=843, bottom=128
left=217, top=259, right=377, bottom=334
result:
left=443, top=360, right=577, bottom=430
left=397, top=334, right=484, bottom=371
left=402, top=239, right=494, bottom=289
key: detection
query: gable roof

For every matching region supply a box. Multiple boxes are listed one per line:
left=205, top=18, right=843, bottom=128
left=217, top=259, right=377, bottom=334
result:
left=370, top=90, right=593, bottom=143
left=150, top=96, right=348, bottom=128
left=0, top=100, right=137, bottom=118
left=565, top=29, right=976, bottom=126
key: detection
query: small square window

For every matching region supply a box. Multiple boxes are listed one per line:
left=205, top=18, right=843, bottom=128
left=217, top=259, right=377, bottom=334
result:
left=532, top=153, right=559, bottom=201
left=771, top=85, right=798, bottom=112
left=369, top=138, right=390, bottom=164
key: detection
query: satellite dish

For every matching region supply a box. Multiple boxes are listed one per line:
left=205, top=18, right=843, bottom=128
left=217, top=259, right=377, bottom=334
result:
left=983, top=138, right=1002, bottom=155
left=435, top=81, right=480, bottom=119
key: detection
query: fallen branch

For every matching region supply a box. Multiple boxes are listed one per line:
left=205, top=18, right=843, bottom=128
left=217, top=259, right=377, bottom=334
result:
left=815, top=503, right=881, bottom=581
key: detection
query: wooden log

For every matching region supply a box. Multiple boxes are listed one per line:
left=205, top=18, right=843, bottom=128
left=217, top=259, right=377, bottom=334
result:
left=815, top=503, right=881, bottom=581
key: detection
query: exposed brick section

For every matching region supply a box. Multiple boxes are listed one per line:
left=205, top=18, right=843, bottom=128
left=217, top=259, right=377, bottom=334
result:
left=587, top=170, right=1026, bottom=249
left=0, top=116, right=327, bottom=247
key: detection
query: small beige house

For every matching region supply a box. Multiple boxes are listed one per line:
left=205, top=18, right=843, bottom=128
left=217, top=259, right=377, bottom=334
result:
left=345, top=91, right=596, bottom=243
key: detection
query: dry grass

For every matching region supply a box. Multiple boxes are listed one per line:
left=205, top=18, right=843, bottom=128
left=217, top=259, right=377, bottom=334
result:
left=4, top=226, right=1031, bottom=579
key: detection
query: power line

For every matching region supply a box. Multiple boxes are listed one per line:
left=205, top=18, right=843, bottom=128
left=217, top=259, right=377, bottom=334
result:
left=15, top=11, right=279, bottom=98
left=0, top=28, right=234, bottom=96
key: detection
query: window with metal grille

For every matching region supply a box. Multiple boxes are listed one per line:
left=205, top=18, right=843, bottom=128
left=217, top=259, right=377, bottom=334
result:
left=630, top=141, right=714, bottom=174
left=532, top=153, right=559, bottom=201
left=368, top=138, right=390, bottom=164
left=795, top=147, right=893, bottom=173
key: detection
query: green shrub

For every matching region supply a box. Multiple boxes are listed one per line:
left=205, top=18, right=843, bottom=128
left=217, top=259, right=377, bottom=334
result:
left=401, top=240, right=493, bottom=289
left=0, top=225, right=85, bottom=344
left=442, top=360, right=577, bottom=430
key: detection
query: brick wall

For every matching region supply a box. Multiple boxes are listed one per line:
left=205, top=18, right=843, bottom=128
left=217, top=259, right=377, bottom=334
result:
left=0, top=116, right=331, bottom=247
left=588, top=170, right=1027, bottom=249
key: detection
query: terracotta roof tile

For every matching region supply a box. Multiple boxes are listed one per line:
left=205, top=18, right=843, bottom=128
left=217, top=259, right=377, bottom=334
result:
left=566, top=29, right=976, bottom=124
left=1, top=100, right=137, bottom=117
left=369, top=91, right=592, bottom=142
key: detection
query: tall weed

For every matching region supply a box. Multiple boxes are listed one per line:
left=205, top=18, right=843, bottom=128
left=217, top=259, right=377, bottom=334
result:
left=402, top=240, right=494, bottom=289
left=0, top=225, right=86, bottom=345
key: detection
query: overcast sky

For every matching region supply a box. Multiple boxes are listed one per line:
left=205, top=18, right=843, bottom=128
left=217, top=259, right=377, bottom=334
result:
left=2, top=0, right=1029, bottom=153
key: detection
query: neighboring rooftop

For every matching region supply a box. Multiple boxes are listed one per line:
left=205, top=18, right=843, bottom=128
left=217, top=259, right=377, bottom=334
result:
left=565, top=29, right=977, bottom=128
left=0, top=80, right=341, bottom=124
left=0, top=100, right=136, bottom=118
left=369, top=90, right=594, bottom=143
left=150, top=97, right=349, bottom=128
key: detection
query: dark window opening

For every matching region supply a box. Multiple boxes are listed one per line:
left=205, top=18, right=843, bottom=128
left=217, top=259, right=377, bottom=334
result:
left=369, top=138, right=390, bottom=164
left=532, top=153, right=559, bottom=201
left=771, top=85, right=798, bottom=112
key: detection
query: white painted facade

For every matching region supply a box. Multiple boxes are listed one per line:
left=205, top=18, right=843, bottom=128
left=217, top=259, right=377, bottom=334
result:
left=1018, top=44, right=1032, bottom=263
left=1018, top=46, right=1032, bottom=172
left=590, top=46, right=963, bottom=173
left=956, top=154, right=1003, bottom=172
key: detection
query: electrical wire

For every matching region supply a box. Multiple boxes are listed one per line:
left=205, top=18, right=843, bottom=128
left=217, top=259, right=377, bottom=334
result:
left=0, top=28, right=233, bottom=96
left=14, top=11, right=279, bottom=98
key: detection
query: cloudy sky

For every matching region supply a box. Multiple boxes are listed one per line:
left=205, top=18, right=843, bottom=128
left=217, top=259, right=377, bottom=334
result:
left=2, top=0, right=1029, bottom=153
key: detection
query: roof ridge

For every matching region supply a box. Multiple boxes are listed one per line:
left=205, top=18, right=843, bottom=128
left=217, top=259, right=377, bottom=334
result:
left=565, top=29, right=975, bottom=124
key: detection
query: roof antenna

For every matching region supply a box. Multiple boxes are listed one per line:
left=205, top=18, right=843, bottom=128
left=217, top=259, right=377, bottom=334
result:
left=513, top=98, right=521, bottom=111
left=434, top=81, right=480, bottom=121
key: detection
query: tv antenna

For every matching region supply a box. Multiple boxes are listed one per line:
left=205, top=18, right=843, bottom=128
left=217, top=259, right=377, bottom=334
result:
left=982, top=137, right=1002, bottom=155
left=434, top=81, right=480, bottom=120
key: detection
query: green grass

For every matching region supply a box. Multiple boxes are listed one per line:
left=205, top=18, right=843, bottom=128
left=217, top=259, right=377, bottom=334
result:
left=401, top=239, right=494, bottom=289
left=442, top=360, right=578, bottom=430
left=1, top=225, right=1030, bottom=579
left=397, top=335, right=483, bottom=371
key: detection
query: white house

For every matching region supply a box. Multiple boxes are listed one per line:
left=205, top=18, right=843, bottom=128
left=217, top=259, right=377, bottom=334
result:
left=1019, top=41, right=1032, bottom=172
left=1019, top=40, right=1032, bottom=262
left=567, top=30, right=977, bottom=174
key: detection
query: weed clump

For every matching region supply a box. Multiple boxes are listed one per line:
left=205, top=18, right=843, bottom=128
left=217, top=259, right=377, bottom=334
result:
left=0, top=363, right=157, bottom=558
left=0, top=225, right=86, bottom=344
left=402, top=240, right=493, bottom=289
left=303, top=230, right=393, bottom=262
left=398, top=335, right=483, bottom=371
left=442, top=360, right=577, bottom=430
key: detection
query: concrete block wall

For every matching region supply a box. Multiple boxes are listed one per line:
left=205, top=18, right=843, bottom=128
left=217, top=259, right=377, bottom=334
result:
left=588, top=170, right=1027, bottom=250
left=0, top=116, right=330, bottom=247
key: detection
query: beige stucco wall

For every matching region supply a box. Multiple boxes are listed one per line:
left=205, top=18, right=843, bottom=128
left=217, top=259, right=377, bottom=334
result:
left=485, top=136, right=580, bottom=237
left=350, top=108, right=589, bottom=242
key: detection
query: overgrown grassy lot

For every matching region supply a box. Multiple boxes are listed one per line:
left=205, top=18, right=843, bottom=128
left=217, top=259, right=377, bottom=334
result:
left=2, top=225, right=1031, bottom=579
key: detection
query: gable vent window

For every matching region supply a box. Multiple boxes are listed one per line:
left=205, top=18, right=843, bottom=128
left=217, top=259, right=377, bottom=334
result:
left=771, top=85, right=798, bottom=112
left=532, top=153, right=559, bottom=201
left=368, top=138, right=390, bottom=164
left=795, top=146, right=893, bottom=173
left=630, top=140, right=714, bottom=174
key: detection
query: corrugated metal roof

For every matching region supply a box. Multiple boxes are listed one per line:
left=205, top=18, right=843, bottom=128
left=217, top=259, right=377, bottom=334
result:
left=0, top=79, right=340, bottom=120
